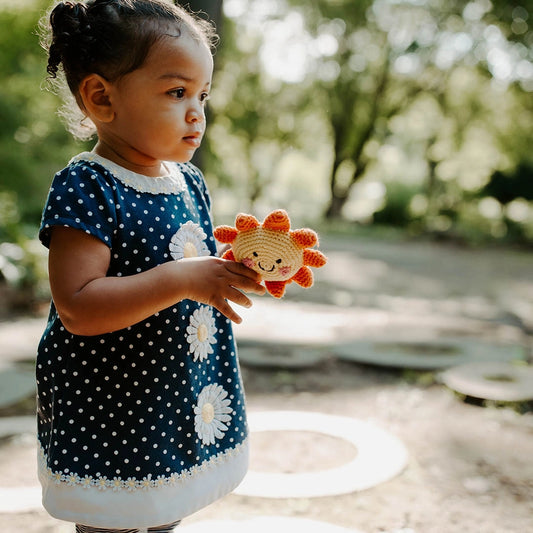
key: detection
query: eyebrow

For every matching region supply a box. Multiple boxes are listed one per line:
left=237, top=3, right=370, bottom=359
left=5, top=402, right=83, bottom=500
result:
left=159, top=73, right=190, bottom=81
left=158, top=73, right=210, bottom=86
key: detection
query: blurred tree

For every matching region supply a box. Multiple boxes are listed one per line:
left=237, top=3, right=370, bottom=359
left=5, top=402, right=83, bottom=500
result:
left=1, top=0, right=532, bottom=245
left=280, top=0, right=533, bottom=220
left=0, top=0, right=88, bottom=226
left=179, top=0, right=223, bottom=174
left=203, top=6, right=315, bottom=214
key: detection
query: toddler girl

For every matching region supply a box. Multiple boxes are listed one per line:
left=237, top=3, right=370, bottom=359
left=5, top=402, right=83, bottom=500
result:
left=36, top=1, right=265, bottom=531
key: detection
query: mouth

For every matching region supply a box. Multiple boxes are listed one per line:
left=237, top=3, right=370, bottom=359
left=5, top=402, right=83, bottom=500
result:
left=183, top=132, right=203, bottom=148
left=258, top=262, right=275, bottom=273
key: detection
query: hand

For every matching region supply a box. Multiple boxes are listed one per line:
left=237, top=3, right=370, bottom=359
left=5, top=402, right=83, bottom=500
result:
left=176, top=256, right=266, bottom=323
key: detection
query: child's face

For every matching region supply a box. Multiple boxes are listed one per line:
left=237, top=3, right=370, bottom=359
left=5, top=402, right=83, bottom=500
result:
left=102, top=31, right=213, bottom=172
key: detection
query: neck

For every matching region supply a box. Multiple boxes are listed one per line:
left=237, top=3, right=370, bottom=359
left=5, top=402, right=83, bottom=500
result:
left=93, top=140, right=165, bottom=177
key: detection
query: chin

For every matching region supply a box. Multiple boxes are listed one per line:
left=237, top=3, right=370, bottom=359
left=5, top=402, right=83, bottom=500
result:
left=167, top=152, right=195, bottom=164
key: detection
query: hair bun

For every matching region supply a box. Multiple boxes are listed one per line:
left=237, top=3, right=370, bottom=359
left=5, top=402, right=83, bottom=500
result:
left=47, top=1, right=94, bottom=77
left=50, top=1, right=90, bottom=35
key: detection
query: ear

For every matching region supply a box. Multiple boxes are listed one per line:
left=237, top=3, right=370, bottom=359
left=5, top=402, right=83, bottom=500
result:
left=78, top=74, right=114, bottom=123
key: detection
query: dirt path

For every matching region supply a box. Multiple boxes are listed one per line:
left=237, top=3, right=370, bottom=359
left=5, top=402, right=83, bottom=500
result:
left=1, top=235, right=532, bottom=532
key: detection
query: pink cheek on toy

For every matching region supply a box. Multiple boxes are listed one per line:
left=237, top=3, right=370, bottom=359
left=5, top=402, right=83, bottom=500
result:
left=242, top=257, right=256, bottom=269
left=279, top=266, right=291, bottom=277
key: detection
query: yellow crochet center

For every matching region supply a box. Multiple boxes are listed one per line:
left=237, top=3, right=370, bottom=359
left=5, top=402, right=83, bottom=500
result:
left=233, top=228, right=303, bottom=282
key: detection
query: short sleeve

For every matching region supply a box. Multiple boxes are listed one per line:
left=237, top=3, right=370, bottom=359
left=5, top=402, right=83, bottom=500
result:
left=39, top=162, right=118, bottom=249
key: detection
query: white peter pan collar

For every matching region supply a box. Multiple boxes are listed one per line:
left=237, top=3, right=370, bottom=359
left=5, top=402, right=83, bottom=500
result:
left=70, top=152, right=187, bottom=195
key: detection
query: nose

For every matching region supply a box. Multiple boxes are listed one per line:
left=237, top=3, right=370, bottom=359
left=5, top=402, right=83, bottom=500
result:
left=186, top=103, right=205, bottom=124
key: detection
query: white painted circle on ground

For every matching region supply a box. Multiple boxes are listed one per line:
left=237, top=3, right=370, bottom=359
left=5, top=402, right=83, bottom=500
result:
left=181, top=517, right=364, bottom=532
left=440, top=361, right=533, bottom=402
left=235, top=411, right=408, bottom=498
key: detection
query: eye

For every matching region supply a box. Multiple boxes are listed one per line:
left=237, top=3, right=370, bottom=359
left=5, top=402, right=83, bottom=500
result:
left=276, top=259, right=282, bottom=264
left=252, top=252, right=258, bottom=257
left=169, top=88, right=185, bottom=99
left=200, top=92, right=210, bottom=103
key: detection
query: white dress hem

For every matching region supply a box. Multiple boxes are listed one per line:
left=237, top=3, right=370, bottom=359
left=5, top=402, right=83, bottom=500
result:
left=38, top=440, right=249, bottom=529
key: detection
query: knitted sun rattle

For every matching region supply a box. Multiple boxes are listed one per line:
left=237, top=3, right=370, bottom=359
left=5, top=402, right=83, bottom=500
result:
left=214, top=209, right=327, bottom=298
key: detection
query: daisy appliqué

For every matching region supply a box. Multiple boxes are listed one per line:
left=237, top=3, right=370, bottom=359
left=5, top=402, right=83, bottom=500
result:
left=169, top=220, right=211, bottom=260
left=186, top=306, right=217, bottom=362
left=194, top=384, right=233, bottom=446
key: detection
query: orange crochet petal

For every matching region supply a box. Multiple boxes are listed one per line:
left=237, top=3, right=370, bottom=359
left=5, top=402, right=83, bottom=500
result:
left=235, top=214, right=260, bottom=231
left=264, top=280, right=288, bottom=298
left=291, top=228, right=318, bottom=249
left=213, top=226, right=238, bottom=243
left=303, top=249, right=327, bottom=268
left=292, top=266, right=314, bottom=288
left=263, top=209, right=291, bottom=232
left=222, top=248, right=236, bottom=261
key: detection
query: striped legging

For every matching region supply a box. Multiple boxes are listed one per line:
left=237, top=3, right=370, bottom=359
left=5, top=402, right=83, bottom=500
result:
left=75, top=520, right=181, bottom=533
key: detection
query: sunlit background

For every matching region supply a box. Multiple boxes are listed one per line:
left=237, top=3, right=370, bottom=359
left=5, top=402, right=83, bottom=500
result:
left=211, top=0, right=532, bottom=232
left=0, top=0, right=532, bottom=322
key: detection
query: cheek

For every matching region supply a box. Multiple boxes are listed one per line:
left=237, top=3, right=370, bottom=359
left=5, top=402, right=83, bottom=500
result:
left=242, top=257, right=256, bottom=269
left=279, top=266, right=291, bottom=277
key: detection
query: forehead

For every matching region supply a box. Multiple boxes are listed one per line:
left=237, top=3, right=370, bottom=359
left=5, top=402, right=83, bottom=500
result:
left=141, top=31, right=214, bottom=81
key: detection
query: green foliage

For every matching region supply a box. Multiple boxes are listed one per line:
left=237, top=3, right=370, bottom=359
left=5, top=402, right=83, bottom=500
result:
left=203, top=0, right=533, bottom=244
left=0, top=191, right=49, bottom=311
left=0, top=0, right=532, bottom=249
left=0, top=0, right=89, bottom=225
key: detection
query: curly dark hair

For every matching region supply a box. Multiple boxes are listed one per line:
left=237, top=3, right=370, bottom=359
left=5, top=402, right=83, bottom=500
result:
left=40, top=0, right=217, bottom=138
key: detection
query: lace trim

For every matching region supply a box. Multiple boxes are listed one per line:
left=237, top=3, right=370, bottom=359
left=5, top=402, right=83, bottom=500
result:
left=70, top=152, right=187, bottom=195
left=38, top=440, right=247, bottom=492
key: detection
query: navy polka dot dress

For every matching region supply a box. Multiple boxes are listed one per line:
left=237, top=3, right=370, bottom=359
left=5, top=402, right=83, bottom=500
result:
left=36, top=153, right=249, bottom=529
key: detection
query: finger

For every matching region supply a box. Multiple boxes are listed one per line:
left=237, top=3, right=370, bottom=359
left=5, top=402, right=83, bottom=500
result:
left=214, top=299, right=243, bottom=324
left=226, top=286, right=254, bottom=309
left=245, top=282, right=266, bottom=296
left=224, top=266, right=265, bottom=295
left=229, top=276, right=265, bottom=296
left=225, top=259, right=263, bottom=282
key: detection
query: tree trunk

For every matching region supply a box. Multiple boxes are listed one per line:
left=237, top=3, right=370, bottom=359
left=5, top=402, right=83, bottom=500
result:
left=325, top=191, right=349, bottom=219
left=324, top=134, right=349, bottom=219
left=324, top=52, right=390, bottom=221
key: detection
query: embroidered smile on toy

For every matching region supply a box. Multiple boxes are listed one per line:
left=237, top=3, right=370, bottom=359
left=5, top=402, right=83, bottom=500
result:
left=214, top=209, right=327, bottom=298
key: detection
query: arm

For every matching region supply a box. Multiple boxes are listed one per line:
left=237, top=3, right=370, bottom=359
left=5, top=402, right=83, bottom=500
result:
left=48, top=226, right=265, bottom=336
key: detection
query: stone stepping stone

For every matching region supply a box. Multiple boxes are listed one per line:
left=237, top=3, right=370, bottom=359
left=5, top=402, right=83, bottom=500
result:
left=235, top=411, right=408, bottom=498
left=332, top=338, right=525, bottom=370
left=238, top=341, right=329, bottom=369
left=440, top=361, right=533, bottom=402
left=181, top=517, right=364, bottom=532
left=0, top=365, right=36, bottom=408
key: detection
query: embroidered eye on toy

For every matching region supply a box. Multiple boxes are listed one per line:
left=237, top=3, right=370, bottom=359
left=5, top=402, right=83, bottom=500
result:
left=214, top=209, right=327, bottom=298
